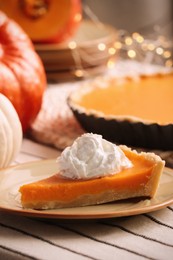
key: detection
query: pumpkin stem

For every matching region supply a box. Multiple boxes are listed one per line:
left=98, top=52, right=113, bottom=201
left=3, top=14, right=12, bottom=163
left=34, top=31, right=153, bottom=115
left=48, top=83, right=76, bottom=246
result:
left=20, top=0, right=49, bottom=20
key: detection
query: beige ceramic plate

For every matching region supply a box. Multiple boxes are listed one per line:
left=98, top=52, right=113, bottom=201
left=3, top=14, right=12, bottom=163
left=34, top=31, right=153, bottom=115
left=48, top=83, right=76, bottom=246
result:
left=0, top=160, right=173, bottom=219
left=34, top=20, right=118, bottom=81
left=34, top=20, right=117, bottom=51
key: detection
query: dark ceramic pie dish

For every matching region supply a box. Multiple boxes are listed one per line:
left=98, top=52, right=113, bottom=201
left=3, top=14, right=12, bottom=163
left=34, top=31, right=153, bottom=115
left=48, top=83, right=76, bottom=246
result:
left=68, top=72, right=173, bottom=150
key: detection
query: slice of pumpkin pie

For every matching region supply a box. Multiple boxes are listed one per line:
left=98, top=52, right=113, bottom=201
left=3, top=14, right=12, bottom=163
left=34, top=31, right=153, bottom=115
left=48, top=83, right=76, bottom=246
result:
left=19, top=133, right=165, bottom=210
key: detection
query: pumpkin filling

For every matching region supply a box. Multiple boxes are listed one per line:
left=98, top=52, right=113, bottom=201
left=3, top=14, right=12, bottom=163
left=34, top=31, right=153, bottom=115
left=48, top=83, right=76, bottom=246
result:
left=72, top=74, right=173, bottom=125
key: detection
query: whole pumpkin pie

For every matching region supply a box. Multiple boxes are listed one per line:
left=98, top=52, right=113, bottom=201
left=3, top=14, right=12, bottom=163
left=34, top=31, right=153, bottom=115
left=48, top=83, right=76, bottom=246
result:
left=19, top=134, right=165, bottom=210
left=68, top=71, right=173, bottom=149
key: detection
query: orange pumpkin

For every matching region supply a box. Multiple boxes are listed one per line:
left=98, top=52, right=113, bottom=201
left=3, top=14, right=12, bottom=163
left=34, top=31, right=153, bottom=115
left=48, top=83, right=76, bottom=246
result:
left=0, top=0, right=82, bottom=43
left=0, top=11, right=46, bottom=132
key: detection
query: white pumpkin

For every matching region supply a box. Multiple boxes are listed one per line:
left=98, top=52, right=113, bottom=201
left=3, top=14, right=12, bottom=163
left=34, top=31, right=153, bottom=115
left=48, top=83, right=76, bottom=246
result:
left=0, top=93, right=23, bottom=168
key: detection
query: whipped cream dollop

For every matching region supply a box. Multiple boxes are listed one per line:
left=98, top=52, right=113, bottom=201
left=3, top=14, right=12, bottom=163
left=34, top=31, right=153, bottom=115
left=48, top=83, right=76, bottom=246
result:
left=56, top=133, right=132, bottom=180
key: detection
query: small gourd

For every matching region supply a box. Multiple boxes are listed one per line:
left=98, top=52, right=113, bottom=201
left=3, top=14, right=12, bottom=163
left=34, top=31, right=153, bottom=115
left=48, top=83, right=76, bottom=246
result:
left=0, top=93, right=23, bottom=168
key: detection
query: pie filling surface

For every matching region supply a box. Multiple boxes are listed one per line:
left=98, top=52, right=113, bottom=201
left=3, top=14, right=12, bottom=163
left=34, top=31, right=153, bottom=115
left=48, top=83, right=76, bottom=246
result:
left=72, top=74, right=173, bottom=125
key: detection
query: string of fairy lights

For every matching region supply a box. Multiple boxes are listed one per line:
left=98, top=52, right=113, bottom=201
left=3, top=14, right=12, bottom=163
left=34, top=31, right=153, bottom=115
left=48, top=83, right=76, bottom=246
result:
left=67, top=4, right=173, bottom=79
left=116, top=29, right=173, bottom=66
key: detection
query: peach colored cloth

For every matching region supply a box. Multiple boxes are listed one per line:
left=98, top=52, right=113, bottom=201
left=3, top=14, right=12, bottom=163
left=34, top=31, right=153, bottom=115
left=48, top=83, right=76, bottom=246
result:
left=30, top=82, right=84, bottom=150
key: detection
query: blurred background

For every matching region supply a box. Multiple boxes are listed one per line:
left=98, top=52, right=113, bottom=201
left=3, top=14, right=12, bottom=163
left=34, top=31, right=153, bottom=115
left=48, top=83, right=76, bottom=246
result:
left=83, top=0, right=173, bottom=38
left=1, top=0, right=172, bottom=81
left=0, top=0, right=173, bottom=150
